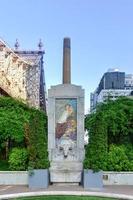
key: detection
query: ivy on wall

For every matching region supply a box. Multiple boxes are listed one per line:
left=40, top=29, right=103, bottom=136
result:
left=84, top=97, right=133, bottom=171
left=0, top=96, right=49, bottom=170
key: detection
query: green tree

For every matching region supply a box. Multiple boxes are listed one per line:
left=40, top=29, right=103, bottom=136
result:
left=84, top=111, right=108, bottom=171
left=0, top=96, right=49, bottom=170
left=9, top=148, right=28, bottom=170
left=84, top=97, right=133, bottom=171
left=0, top=97, right=30, bottom=159
left=26, top=110, right=49, bottom=169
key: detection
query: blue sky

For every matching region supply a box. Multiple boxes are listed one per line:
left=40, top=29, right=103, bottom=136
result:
left=0, top=0, right=133, bottom=112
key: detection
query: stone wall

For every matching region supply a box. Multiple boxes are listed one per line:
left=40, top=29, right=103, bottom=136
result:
left=0, top=39, right=46, bottom=110
left=0, top=171, right=28, bottom=185
left=1, top=171, right=133, bottom=185
left=0, top=46, right=27, bottom=100
left=26, top=64, right=40, bottom=108
left=103, top=171, right=133, bottom=185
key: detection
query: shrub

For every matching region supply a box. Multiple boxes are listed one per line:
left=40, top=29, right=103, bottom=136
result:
left=0, top=97, right=30, bottom=159
left=0, top=96, right=49, bottom=171
left=84, top=97, right=133, bottom=171
left=84, top=111, right=108, bottom=171
left=107, top=145, right=132, bottom=171
left=25, top=110, right=49, bottom=169
left=9, top=148, right=28, bottom=170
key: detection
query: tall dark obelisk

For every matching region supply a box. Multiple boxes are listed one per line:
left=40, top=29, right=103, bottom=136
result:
left=63, top=38, right=71, bottom=84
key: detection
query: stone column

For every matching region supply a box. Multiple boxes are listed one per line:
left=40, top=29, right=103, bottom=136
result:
left=48, top=38, right=85, bottom=184
left=63, top=38, right=71, bottom=84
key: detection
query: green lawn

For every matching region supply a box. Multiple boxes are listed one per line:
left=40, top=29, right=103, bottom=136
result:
left=0, top=160, right=9, bottom=171
left=14, top=196, right=117, bottom=200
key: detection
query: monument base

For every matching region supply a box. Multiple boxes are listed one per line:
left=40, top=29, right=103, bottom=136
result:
left=53, top=183, right=79, bottom=186
left=50, top=161, right=83, bottom=183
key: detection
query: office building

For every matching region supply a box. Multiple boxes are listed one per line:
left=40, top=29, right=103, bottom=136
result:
left=90, top=69, right=133, bottom=112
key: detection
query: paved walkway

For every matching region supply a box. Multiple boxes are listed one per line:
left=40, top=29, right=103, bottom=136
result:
left=0, top=185, right=133, bottom=199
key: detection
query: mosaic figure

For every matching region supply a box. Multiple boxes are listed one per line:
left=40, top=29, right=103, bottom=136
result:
left=55, top=99, right=77, bottom=142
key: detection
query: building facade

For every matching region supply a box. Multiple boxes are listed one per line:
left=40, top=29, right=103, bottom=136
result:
left=0, top=38, right=46, bottom=112
left=125, top=74, right=133, bottom=90
left=90, top=69, right=133, bottom=112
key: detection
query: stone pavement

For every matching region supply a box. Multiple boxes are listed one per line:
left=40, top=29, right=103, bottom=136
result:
left=0, top=185, right=133, bottom=199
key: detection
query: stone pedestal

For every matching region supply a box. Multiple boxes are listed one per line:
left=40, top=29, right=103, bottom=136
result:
left=28, top=169, right=49, bottom=189
left=83, top=170, right=103, bottom=189
left=48, top=84, right=84, bottom=184
left=50, top=161, right=82, bottom=183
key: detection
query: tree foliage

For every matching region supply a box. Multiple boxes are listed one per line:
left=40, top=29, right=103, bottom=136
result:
left=9, top=148, right=28, bottom=171
left=84, top=97, right=133, bottom=171
left=107, top=144, right=133, bottom=171
left=0, top=97, right=30, bottom=159
left=0, top=96, right=49, bottom=170
left=25, top=110, right=49, bottom=169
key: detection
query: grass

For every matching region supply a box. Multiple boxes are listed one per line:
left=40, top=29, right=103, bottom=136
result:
left=14, top=196, right=117, bottom=200
left=0, top=160, right=9, bottom=171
